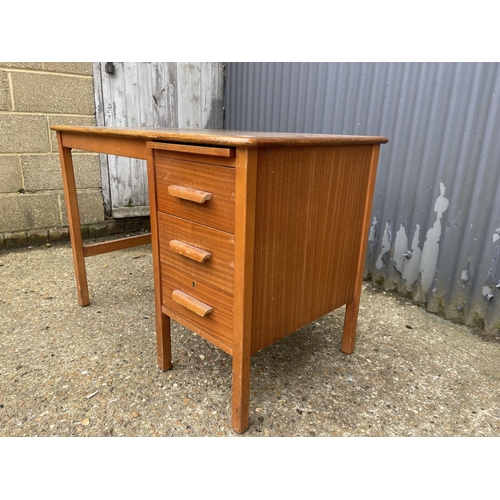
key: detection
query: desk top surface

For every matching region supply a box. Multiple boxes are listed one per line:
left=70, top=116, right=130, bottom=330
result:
left=51, top=126, right=388, bottom=147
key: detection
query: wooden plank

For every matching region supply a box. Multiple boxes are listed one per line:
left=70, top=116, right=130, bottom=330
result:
left=210, top=62, right=224, bottom=128
left=177, top=62, right=202, bottom=129
left=177, top=63, right=192, bottom=128
left=124, top=62, right=140, bottom=128
left=190, top=63, right=202, bottom=129
left=200, top=62, right=223, bottom=129
left=92, top=63, right=111, bottom=214
left=123, top=62, right=149, bottom=211
left=138, top=62, right=153, bottom=127
left=165, top=63, right=179, bottom=128
left=92, top=63, right=105, bottom=127
left=152, top=62, right=179, bottom=128
left=341, top=145, right=381, bottom=354
left=201, top=62, right=212, bottom=128
left=99, top=62, right=119, bottom=214
left=231, top=147, right=258, bottom=434
left=112, top=63, right=133, bottom=213
left=100, top=64, right=115, bottom=126
left=151, top=62, right=166, bottom=128
left=83, top=234, right=151, bottom=257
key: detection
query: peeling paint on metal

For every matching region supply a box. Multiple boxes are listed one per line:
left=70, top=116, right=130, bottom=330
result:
left=376, top=221, right=392, bottom=270
left=393, top=224, right=408, bottom=274
left=461, top=266, right=470, bottom=282
left=226, top=62, right=500, bottom=333
left=402, top=225, right=422, bottom=290
left=483, top=283, right=494, bottom=301
left=368, top=216, right=378, bottom=257
left=419, top=182, right=449, bottom=294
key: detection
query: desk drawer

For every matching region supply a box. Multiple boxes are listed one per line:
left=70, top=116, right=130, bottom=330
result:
left=161, top=263, right=233, bottom=347
left=158, top=212, right=235, bottom=294
left=155, top=156, right=235, bottom=233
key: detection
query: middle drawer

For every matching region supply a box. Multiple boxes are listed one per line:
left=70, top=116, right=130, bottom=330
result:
left=158, top=212, right=235, bottom=294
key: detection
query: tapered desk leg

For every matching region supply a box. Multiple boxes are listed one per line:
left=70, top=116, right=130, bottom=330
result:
left=57, top=132, right=90, bottom=307
left=156, top=312, right=172, bottom=371
left=146, top=146, right=172, bottom=371
left=341, top=144, right=381, bottom=355
left=341, top=299, right=360, bottom=354
left=231, top=147, right=257, bottom=434
left=231, top=347, right=251, bottom=433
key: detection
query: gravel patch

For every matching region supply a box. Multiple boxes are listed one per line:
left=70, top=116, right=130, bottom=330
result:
left=1, top=242, right=499, bottom=437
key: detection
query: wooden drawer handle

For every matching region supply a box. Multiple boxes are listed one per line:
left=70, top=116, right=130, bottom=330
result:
left=168, top=185, right=212, bottom=204
left=172, top=290, right=213, bottom=317
left=169, top=239, right=212, bottom=262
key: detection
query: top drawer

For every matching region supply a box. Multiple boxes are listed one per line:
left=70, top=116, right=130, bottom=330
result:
left=154, top=154, right=236, bottom=233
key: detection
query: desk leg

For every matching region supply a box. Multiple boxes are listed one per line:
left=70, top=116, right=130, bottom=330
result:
left=231, top=147, right=257, bottom=434
left=231, top=346, right=251, bottom=434
left=156, top=312, right=172, bottom=371
left=57, top=132, right=90, bottom=307
left=341, top=144, right=381, bottom=355
left=146, top=147, right=172, bottom=371
left=341, top=299, right=360, bottom=354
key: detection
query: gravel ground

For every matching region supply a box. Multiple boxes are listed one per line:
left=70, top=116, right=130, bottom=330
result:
left=1, top=241, right=499, bottom=437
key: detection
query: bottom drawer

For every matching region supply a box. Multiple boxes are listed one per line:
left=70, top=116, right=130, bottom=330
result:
left=161, top=263, right=234, bottom=347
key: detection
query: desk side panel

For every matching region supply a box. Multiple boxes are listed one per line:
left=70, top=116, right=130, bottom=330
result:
left=251, top=144, right=375, bottom=354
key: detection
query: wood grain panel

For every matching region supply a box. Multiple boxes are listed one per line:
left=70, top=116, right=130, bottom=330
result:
left=250, top=145, right=374, bottom=354
left=155, top=155, right=235, bottom=233
left=161, top=263, right=233, bottom=347
left=158, top=213, right=235, bottom=293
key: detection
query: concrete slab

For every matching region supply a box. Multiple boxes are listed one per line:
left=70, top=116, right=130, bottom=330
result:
left=1, top=241, right=499, bottom=437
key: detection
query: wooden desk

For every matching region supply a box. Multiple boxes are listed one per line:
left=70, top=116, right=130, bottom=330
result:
left=53, top=126, right=388, bottom=433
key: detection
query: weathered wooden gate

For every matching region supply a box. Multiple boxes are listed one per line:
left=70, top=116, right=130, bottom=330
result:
left=92, top=62, right=225, bottom=217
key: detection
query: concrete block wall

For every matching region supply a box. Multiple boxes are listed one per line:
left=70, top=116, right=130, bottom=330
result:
left=0, top=62, right=106, bottom=248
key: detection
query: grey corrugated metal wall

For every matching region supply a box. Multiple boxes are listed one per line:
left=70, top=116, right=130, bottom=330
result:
left=226, top=62, right=500, bottom=335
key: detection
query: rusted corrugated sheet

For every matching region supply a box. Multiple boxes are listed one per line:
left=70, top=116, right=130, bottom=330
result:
left=226, top=62, right=500, bottom=334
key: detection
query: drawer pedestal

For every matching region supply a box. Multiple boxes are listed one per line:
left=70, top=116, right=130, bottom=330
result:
left=146, top=135, right=387, bottom=433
